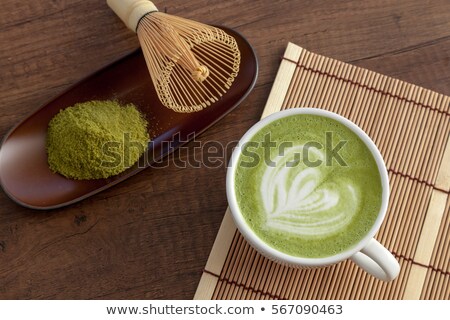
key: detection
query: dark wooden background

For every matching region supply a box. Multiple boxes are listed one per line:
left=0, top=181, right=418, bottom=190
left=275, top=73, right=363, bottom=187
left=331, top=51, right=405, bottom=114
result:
left=0, top=0, right=449, bottom=299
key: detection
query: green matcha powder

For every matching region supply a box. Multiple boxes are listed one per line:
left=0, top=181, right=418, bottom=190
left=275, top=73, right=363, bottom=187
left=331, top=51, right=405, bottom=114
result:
left=46, top=100, right=149, bottom=180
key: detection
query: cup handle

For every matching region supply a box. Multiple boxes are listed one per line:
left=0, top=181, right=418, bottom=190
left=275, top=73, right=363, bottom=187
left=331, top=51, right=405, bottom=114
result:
left=350, top=238, right=400, bottom=281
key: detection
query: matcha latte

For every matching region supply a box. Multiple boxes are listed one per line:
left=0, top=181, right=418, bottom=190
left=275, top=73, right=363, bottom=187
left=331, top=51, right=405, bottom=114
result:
left=234, top=114, right=383, bottom=258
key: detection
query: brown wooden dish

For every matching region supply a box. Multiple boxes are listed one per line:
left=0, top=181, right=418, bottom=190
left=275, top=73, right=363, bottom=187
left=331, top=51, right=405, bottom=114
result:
left=0, top=27, right=258, bottom=210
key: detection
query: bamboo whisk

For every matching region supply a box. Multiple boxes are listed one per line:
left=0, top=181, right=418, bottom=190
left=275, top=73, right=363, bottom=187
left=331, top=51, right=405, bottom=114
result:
left=107, top=0, right=241, bottom=113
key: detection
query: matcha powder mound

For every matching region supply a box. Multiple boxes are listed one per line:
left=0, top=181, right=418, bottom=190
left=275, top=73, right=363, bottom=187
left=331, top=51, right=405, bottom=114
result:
left=47, top=100, right=149, bottom=180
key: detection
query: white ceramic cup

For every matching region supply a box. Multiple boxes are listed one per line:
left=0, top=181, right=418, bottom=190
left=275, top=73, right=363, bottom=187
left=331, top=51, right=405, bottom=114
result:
left=227, top=108, right=400, bottom=281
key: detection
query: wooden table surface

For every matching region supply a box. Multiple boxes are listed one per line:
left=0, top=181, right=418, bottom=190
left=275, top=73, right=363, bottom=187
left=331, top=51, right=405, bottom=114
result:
left=0, top=0, right=449, bottom=299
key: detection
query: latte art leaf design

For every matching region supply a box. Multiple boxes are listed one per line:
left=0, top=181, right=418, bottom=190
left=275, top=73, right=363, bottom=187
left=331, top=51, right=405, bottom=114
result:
left=261, top=145, right=359, bottom=237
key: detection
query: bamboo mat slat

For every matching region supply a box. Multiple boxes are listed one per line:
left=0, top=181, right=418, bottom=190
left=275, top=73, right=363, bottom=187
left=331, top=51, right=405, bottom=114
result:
left=194, top=42, right=450, bottom=300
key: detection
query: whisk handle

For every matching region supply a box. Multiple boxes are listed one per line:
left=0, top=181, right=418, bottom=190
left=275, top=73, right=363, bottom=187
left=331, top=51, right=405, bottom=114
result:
left=107, top=0, right=158, bottom=32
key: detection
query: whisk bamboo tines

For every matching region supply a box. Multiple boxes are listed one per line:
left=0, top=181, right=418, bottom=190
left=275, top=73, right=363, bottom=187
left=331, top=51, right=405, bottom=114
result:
left=107, top=0, right=241, bottom=113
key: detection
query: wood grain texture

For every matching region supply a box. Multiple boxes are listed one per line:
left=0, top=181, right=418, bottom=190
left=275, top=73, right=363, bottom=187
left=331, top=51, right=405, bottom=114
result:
left=0, top=0, right=449, bottom=299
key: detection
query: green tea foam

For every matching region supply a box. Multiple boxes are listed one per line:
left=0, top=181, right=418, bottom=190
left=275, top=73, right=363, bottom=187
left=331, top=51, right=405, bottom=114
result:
left=234, top=114, right=382, bottom=258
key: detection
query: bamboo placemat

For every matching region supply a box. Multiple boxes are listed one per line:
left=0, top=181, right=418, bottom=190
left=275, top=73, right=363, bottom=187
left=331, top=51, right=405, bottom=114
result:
left=195, top=43, right=450, bottom=300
